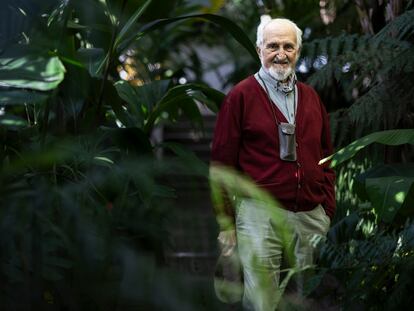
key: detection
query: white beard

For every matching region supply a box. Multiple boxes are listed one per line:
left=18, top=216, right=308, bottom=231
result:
left=260, top=53, right=298, bottom=81
left=267, top=65, right=294, bottom=81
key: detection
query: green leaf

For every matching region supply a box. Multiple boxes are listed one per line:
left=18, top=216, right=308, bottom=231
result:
left=114, top=0, right=153, bottom=48
left=0, top=89, right=49, bottom=105
left=143, top=83, right=222, bottom=133
left=114, top=79, right=170, bottom=128
left=366, top=176, right=414, bottom=223
left=0, top=54, right=66, bottom=91
left=320, top=129, right=414, bottom=167
left=166, top=83, right=223, bottom=113
left=354, top=164, right=414, bottom=201
left=119, top=14, right=259, bottom=64
left=67, top=20, right=87, bottom=30
left=0, top=114, right=27, bottom=129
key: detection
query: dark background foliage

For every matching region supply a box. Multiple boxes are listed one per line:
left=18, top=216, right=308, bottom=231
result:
left=0, top=0, right=413, bottom=310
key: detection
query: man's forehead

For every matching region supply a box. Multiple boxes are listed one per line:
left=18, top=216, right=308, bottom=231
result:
left=263, top=21, right=296, bottom=43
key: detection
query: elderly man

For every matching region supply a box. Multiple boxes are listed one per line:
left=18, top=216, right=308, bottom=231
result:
left=211, top=17, right=335, bottom=310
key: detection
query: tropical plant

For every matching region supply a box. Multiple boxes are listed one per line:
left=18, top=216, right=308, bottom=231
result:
left=303, top=129, right=413, bottom=310
left=0, top=0, right=263, bottom=309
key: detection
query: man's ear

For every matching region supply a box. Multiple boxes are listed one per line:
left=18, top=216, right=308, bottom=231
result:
left=256, top=46, right=261, bottom=57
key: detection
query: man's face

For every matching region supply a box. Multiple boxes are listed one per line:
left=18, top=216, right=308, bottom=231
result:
left=257, top=21, right=299, bottom=81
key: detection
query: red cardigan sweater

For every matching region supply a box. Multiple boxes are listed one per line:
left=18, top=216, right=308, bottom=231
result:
left=211, top=75, right=336, bottom=220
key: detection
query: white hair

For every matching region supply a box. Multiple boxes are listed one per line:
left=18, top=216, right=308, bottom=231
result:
left=256, top=15, right=303, bottom=50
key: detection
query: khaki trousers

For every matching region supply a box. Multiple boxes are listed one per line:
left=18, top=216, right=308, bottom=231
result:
left=236, top=199, right=331, bottom=311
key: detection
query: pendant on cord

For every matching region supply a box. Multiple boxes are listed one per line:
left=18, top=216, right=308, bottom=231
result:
left=278, top=122, right=297, bottom=161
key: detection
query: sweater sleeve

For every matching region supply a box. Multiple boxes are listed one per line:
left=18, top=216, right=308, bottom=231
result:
left=210, top=90, right=243, bottom=229
left=211, top=90, right=243, bottom=168
left=319, top=98, right=336, bottom=220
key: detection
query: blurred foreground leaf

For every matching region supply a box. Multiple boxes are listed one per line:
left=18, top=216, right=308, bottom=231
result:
left=321, top=129, right=414, bottom=167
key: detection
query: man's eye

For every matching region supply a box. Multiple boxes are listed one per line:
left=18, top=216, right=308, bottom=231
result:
left=285, top=45, right=294, bottom=51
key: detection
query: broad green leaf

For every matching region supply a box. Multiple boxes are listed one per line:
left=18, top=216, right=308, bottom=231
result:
left=114, top=0, right=153, bottom=48
left=115, top=79, right=170, bottom=128
left=366, top=176, right=414, bottom=223
left=165, top=83, right=223, bottom=113
left=143, top=83, right=223, bottom=133
left=118, top=14, right=259, bottom=64
left=320, top=129, right=414, bottom=167
left=0, top=89, right=49, bottom=105
left=0, top=55, right=66, bottom=91
left=354, top=164, right=414, bottom=201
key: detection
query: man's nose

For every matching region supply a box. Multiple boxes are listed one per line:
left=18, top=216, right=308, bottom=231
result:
left=275, top=52, right=287, bottom=60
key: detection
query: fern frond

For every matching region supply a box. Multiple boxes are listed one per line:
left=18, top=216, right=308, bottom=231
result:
left=375, top=9, right=414, bottom=42
left=377, top=46, right=414, bottom=76
left=302, top=34, right=368, bottom=61
left=329, top=109, right=352, bottom=146
left=306, top=36, right=412, bottom=92
left=320, top=221, right=414, bottom=309
left=347, top=78, right=414, bottom=132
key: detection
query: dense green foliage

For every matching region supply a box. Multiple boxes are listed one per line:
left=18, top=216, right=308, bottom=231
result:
left=0, top=0, right=413, bottom=310
left=0, top=0, right=232, bottom=309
